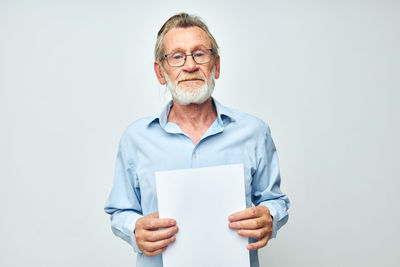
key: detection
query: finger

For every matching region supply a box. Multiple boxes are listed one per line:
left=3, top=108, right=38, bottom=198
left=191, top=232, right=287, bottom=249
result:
left=229, top=217, right=267, bottom=230
left=247, top=236, right=270, bottom=250
left=144, top=226, right=179, bottom=242
left=229, top=206, right=266, bottom=222
left=147, top=212, right=159, bottom=218
left=142, top=235, right=176, bottom=253
left=237, top=228, right=270, bottom=240
left=143, top=246, right=168, bottom=257
left=143, top=218, right=176, bottom=230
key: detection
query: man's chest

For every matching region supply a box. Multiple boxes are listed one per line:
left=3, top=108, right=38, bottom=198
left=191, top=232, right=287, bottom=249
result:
left=130, top=131, right=259, bottom=214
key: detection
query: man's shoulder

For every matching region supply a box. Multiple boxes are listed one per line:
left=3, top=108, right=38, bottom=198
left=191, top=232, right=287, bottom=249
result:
left=223, top=105, right=271, bottom=134
left=120, top=115, right=156, bottom=141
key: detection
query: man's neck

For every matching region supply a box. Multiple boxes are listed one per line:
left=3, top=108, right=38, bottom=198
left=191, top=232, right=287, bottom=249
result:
left=168, top=98, right=216, bottom=126
left=167, top=98, right=217, bottom=144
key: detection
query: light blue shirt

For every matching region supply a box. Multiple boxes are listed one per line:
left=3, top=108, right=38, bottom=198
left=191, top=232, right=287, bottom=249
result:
left=104, top=98, right=289, bottom=267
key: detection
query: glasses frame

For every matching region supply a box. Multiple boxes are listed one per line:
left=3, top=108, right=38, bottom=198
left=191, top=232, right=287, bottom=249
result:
left=160, top=49, right=215, bottom=67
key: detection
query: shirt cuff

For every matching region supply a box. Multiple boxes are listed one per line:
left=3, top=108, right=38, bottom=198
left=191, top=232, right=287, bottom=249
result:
left=110, top=211, right=143, bottom=254
left=129, top=214, right=142, bottom=253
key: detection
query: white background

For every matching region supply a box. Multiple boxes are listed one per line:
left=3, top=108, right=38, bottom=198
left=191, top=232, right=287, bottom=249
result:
left=0, top=0, right=399, bottom=266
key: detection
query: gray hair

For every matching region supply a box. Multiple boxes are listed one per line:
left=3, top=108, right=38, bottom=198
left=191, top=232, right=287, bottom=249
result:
left=154, top=13, right=219, bottom=62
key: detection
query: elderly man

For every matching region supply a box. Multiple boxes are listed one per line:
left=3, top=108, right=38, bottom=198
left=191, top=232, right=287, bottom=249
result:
left=104, top=13, right=289, bottom=267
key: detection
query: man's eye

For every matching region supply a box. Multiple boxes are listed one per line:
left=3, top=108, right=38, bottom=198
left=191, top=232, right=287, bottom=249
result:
left=171, top=54, right=184, bottom=60
left=194, top=52, right=205, bottom=57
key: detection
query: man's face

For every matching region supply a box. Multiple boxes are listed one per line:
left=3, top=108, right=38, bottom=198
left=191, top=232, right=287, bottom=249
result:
left=154, top=26, right=220, bottom=104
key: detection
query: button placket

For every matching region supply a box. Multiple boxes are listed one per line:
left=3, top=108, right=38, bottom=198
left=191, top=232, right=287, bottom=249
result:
left=191, top=147, right=200, bottom=167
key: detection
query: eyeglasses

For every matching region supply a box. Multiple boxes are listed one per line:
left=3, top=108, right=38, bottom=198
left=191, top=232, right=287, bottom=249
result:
left=161, top=49, right=215, bottom=67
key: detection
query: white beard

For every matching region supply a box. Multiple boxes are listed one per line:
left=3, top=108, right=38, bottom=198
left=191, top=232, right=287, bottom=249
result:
left=163, top=67, right=216, bottom=105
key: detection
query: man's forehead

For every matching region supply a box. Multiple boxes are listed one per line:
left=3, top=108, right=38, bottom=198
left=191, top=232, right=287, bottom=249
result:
left=163, top=26, right=212, bottom=52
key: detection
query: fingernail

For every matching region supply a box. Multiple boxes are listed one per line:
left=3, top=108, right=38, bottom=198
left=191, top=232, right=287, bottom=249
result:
left=229, top=215, right=234, bottom=221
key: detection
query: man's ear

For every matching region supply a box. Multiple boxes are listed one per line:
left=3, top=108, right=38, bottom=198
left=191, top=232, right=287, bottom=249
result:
left=214, top=56, right=220, bottom=79
left=154, top=61, right=167, bottom=85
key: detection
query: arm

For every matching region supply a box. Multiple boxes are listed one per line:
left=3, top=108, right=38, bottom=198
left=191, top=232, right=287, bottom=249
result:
left=104, top=143, right=143, bottom=252
left=252, top=124, right=290, bottom=238
left=229, top=124, right=290, bottom=249
left=104, top=141, right=178, bottom=255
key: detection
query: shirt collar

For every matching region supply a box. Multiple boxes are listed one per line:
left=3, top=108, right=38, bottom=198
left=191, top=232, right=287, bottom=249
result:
left=146, top=97, right=236, bottom=128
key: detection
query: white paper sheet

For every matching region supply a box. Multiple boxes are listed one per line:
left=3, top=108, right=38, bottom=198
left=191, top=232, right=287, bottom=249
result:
left=155, top=164, right=250, bottom=267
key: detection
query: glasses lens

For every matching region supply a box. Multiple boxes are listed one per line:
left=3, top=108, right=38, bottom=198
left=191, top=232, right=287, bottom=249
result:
left=167, top=52, right=185, bottom=67
left=193, top=49, right=212, bottom=64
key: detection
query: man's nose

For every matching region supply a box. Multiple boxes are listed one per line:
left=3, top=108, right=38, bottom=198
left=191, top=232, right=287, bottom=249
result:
left=182, top=55, right=198, bottom=71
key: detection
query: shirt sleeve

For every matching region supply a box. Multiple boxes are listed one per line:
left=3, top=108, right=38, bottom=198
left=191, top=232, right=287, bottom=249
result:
left=252, top=124, right=290, bottom=238
left=104, top=140, right=143, bottom=253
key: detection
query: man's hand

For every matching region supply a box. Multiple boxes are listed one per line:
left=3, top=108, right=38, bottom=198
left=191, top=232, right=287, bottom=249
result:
left=228, top=206, right=273, bottom=250
left=134, top=212, right=178, bottom=257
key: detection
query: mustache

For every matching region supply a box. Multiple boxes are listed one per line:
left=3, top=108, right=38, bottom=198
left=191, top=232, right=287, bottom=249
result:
left=177, top=73, right=205, bottom=82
